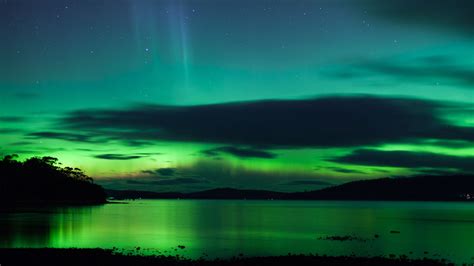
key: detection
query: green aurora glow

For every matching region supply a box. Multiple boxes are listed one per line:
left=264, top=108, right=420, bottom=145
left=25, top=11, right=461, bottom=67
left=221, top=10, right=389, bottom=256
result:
left=0, top=0, right=473, bottom=192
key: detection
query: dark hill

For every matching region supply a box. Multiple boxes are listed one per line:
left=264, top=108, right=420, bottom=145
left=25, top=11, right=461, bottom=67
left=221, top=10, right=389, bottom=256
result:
left=106, top=189, right=184, bottom=200
left=107, top=175, right=474, bottom=201
left=289, top=175, right=474, bottom=201
left=0, top=155, right=106, bottom=205
left=106, top=188, right=284, bottom=200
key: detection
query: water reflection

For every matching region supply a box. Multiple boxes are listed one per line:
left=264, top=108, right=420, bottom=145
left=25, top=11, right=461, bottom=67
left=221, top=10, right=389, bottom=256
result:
left=2, top=200, right=474, bottom=263
left=0, top=206, right=99, bottom=247
left=1, top=212, right=53, bottom=247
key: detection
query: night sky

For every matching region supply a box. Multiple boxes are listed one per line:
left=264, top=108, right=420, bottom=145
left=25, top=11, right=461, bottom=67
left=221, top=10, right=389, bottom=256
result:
left=1, top=0, right=473, bottom=192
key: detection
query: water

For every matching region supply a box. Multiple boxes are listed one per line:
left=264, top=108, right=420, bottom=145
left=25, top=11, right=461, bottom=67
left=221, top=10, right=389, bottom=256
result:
left=2, top=200, right=474, bottom=263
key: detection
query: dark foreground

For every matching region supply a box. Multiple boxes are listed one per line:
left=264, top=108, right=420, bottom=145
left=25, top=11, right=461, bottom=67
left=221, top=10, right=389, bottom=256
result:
left=0, top=249, right=450, bottom=266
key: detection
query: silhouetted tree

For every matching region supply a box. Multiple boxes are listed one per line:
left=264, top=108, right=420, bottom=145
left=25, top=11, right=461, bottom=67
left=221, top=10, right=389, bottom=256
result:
left=0, top=155, right=106, bottom=204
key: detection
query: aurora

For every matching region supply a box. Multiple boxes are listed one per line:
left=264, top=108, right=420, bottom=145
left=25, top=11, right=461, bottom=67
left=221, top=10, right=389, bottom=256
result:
left=1, top=0, right=473, bottom=192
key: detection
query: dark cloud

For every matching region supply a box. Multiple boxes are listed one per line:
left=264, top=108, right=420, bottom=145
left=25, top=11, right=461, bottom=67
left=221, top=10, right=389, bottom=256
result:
left=325, top=167, right=366, bottom=174
left=202, top=146, right=276, bottom=159
left=27, top=131, right=93, bottom=142
left=155, top=167, right=176, bottom=176
left=77, top=148, right=95, bottom=152
left=283, top=180, right=333, bottom=186
left=367, top=0, right=474, bottom=35
left=0, top=116, right=27, bottom=123
left=414, top=168, right=459, bottom=176
left=414, top=139, right=474, bottom=149
left=46, top=96, right=474, bottom=149
left=142, top=167, right=176, bottom=177
left=94, top=154, right=144, bottom=160
left=9, top=141, right=35, bottom=146
left=326, top=56, right=474, bottom=87
left=124, top=140, right=155, bottom=147
left=332, top=149, right=474, bottom=173
left=360, top=60, right=474, bottom=86
left=135, top=152, right=163, bottom=156
left=127, top=177, right=207, bottom=186
left=0, top=128, right=22, bottom=134
left=26, top=133, right=161, bottom=146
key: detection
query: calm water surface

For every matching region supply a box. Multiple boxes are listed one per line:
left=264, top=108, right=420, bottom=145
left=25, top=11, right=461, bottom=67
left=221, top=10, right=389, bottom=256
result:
left=2, top=200, right=474, bottom=263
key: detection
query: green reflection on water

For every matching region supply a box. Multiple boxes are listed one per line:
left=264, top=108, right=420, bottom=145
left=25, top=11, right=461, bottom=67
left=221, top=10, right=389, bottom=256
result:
left=2, top=200, right=474, bottom=263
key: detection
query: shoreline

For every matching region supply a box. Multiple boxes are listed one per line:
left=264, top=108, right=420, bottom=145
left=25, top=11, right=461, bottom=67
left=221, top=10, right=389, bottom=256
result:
left=0, top=248, right=450, bottom=266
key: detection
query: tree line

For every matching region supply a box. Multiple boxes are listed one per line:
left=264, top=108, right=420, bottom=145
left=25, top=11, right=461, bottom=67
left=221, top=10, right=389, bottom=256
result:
left=0, top=155, right=106, bottom=204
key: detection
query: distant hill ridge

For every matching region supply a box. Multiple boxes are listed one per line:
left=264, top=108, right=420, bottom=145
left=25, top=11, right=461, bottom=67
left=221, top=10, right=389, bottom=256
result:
left=107, top=175, right=474, bottom=201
